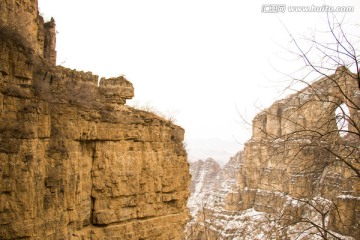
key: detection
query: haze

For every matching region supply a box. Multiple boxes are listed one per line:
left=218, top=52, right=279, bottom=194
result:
left=38, top=0, right=360, bottom=163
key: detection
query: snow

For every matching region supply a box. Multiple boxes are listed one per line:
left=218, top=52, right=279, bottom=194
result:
left=187, top=185, right=358, bottom=240
left=194, top=167, right=206, bottom=196
left=338, top=194, right=360, bottom=200
left=187, top=166, right=207, bottom=216
left=186, top=154, right=359, bottom=240
left=255, top=188, right=286, bottom=198
left=298, top=92, right=311, bottom=101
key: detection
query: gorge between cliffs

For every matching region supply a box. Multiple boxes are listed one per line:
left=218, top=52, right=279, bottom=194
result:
left=1, top=1, right=359, bottom=240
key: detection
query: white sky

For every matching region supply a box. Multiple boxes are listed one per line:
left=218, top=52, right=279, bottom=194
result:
left=38, top=0, right=360, bottom=153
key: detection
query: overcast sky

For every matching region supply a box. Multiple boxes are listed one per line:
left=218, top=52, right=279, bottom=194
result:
left=38, top=0, right=360, bottom=161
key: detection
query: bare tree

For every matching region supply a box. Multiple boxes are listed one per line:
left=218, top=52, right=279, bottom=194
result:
left=246, top=13, right=360, bottom=239
left=185, top=198, right=218, bottom=240
left=187, top=14, right=359, bottom=240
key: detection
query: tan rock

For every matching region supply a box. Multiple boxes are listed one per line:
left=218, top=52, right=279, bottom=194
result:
left=233, top=67, right=360, bottom=238
left=187, top=68, right=359, bottom=239
left=0, top=1, right=190, bottom=239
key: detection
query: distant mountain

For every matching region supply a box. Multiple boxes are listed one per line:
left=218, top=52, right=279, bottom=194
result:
left=186, top=138, right=241, bottom=166
left=187, top=150, right=287, bottom=240
left=187, top=151, right=243, bottom=218
left=187, top=158, right=221, bottom=216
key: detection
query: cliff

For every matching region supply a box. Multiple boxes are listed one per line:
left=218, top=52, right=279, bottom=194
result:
left=230, top=68, right=360, bottom=239
left=187, top=158, right=221, bottom=216
left=0, top=1, right=190, bottom=239
left=186, top=153, right=243, bottom=239
left=186, top=69, right=359, bottom=239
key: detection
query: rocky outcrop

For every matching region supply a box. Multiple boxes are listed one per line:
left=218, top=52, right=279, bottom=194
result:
left=0, top=1, right=190, bottom=239
left=187, top=69, right=359, bottom=239
left=187, top=153, right=243, bottom=215
left=0, top=0, right=56, bottom=64
left=230, top=68, right=360, bottom=238
left=186, top=153, right=243, bottom=239
left=187, top=158, right=221, bottom=216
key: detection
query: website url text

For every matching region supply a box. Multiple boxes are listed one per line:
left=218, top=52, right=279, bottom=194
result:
left=261, top=4, right=354, bottom=13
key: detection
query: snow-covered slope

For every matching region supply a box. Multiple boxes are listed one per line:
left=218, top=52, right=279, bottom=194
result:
left=187, top=152, right=243, bottom=215
left=186, top=152, right=243, bottom=238
left=185, top=150, right=357, bottom=240
left=187, top=158, right=221, bottom=216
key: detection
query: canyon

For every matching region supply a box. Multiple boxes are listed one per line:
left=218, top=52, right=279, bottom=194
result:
left=1, top=1, right=359, bottom=240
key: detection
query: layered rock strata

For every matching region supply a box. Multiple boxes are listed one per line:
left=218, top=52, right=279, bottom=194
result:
left=186, top=153, right=243, bottom=239
left=187, top=69, right=359, bottom=239
left=0, top=1, right=190, bottom=239
left=187, top=153, right=243, bottom=214
left=233, top=68, right=360, bottom=238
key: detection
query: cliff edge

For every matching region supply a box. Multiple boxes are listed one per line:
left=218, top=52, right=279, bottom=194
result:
left=0, top=1, right=190, bottom=239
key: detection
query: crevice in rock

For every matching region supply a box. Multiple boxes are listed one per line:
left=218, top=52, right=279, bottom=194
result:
left=90, top=195, right=95, bottom=225
left=90, top=141, right=97, bottom=226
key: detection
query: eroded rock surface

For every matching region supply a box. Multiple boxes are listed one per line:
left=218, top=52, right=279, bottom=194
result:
left=0, top=1, right=190, bottom=239
left=187, top=69, right=359, bottom=239
left=186, top=153, right=243, bottom=239
left=225, top=69, right=360, bottom=239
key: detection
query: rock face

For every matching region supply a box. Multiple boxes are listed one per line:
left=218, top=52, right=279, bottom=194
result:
left=187, top=154, right=243, bottom=215
left=187, top=69, right=360, bottom=239
left=0, top=0, right=56, bottom=64
left=187, top=158, right=221, bottom=216
left=186, top=153, right=243, bottom=239
left=0, top=1, right=190, bottom=239
left=228, top=68, right=360, bottom=239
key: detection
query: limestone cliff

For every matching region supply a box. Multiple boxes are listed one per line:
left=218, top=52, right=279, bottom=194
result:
left=186, top=153, right=243, bottom=239
left=187, top=153, right=243, bottom=216
left=230, top=68, right=360, bottom=239
left=186, top=69, right=359, bottom=239
left=0, top=1, right=190, bottom=239
left=187, top=158, right=221, bottom=216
